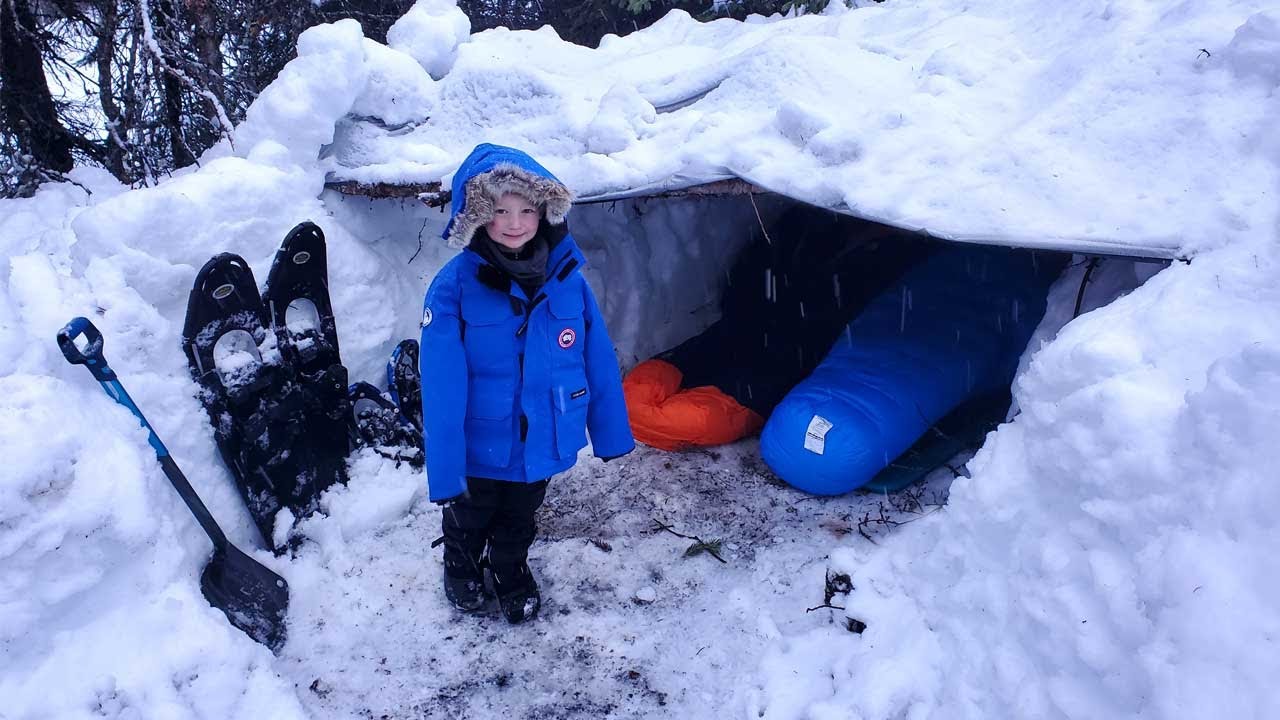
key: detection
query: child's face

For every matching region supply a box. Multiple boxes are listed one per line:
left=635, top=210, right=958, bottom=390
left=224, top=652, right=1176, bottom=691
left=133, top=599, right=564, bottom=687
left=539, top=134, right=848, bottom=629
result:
left=486, top=193, right=540, bottom=251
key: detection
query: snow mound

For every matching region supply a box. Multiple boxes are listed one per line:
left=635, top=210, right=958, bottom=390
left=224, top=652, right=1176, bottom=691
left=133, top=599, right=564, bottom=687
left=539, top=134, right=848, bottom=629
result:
left=386, top=0, right=472, bottom=79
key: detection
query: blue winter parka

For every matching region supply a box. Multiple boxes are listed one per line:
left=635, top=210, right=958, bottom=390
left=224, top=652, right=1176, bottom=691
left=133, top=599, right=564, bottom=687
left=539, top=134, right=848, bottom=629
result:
left=419, top=145, right=635, bottom=503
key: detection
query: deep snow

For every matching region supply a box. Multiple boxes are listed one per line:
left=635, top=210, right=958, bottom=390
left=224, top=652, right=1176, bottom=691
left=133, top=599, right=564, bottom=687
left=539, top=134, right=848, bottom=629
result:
left=2, top=0, right=1279, bottom=718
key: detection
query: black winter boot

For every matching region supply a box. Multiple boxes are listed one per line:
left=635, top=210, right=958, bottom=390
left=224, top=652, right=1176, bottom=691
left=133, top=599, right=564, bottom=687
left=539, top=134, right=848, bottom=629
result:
left=443, top=567, right=489, bottom=612
left=442, top=541, right=490, bottom=612
left=439, top=492, right=497, bottom=613
left=492, top=562, right=540, bottom=624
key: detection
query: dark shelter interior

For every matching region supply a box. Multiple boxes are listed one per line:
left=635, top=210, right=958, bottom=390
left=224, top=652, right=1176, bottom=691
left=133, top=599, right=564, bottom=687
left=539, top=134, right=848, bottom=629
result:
left=659, top=206, right=941, bottom=416
left=604, top=195, right=1072, bottom=495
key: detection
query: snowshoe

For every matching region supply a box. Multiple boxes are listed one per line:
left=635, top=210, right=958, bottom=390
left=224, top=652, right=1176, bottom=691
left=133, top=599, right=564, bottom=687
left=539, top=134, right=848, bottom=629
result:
left=386, top=339, right=422, bottom=433
left=183, top=253, right=318, bottom=547
left=185, top=252, right=307, bottom=543
left=182, top=253, right=278, bottom=405
left=492, top=563, right=541, bottom=624
left=348, top=381, right=423, bottom=466
left=262, top=221, right=351, bottom=493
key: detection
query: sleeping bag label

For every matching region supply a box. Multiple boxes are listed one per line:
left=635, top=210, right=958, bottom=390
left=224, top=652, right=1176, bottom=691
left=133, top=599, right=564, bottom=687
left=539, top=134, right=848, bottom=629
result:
left=804, top=415, right=833, bottom=454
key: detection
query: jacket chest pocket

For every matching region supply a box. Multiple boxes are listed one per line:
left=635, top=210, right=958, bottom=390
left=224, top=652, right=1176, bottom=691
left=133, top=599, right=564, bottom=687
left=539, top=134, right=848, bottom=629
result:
left=461, top=292, right=518, bottom=466
left=461, top=293, right=519, bottom=377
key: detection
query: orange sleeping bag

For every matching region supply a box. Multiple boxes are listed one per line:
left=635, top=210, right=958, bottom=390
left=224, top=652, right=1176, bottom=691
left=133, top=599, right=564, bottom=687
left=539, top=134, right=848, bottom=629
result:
left=622, top=359, right=764, bottom=451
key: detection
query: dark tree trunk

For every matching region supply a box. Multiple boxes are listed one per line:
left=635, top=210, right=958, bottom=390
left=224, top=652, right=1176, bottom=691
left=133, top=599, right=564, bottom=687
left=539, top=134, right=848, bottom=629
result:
left=163, top=70, right=193, bottom=168
left=95, top=0, right=127, bottom=180
left=189, top=0, right=224, bottom=101
left=188, top=0, right=225, bottom=148
left=0, top=0, right=74, bottom=172
left=151, top=0, right=195, bottom=168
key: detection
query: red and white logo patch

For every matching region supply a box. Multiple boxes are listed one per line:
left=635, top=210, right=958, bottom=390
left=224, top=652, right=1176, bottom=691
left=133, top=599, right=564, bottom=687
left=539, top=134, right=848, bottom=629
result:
left=558, top=328, right=576, bottom=348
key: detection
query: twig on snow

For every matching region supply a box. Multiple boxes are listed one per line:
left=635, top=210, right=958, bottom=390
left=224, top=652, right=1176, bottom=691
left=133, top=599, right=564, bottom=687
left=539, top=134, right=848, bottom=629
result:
left=651, top=518, right=728, bottom=564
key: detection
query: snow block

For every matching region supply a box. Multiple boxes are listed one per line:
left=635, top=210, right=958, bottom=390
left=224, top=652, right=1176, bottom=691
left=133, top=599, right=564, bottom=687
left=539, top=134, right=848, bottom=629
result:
left=760, top=244, right=1066, bottom=495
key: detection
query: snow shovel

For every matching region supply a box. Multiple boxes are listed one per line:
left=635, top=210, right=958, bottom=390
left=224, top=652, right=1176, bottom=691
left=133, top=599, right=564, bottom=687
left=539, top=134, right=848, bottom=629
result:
left=57, top=317, right=290, bottom=653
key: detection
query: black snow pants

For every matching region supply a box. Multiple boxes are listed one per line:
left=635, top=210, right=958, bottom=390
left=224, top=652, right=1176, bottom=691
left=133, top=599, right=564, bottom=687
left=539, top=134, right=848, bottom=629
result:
left=440, top=477, right=549, bottom=584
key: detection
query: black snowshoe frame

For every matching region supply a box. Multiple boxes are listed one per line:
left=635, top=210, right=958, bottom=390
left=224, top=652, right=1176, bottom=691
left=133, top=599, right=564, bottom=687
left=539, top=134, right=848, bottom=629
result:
left=262, top=222, right=352, bottom=504
left=264, top=222, right=341, bottom=375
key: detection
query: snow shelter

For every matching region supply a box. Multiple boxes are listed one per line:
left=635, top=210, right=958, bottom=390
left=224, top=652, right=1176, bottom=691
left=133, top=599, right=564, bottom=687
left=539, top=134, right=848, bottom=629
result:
left=325, top=173, right=1170, bottom=496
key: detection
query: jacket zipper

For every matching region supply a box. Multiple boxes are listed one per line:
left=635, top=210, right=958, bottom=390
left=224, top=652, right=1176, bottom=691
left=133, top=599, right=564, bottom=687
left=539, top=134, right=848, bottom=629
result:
left=510, top=252, right=576, bottom=442
left=518, top=349, right=528, bottom=442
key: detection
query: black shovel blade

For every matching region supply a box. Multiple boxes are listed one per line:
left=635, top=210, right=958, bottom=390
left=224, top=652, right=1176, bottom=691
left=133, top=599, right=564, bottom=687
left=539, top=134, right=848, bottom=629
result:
left=200, top=543, right=290, bottom=653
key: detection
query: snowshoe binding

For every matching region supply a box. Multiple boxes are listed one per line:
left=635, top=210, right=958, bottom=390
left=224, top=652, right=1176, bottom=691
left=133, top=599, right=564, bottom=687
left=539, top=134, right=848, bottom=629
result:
left=263, top=222, right=342, bottom=374
left=386, top=338, right=422, bottom=433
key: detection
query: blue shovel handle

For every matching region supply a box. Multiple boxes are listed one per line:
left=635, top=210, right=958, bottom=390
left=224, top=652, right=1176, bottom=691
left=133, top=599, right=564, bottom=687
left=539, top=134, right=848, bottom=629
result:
left=57, top=316, right=115, bottom=382
left=57, top=317, right=169, bottom=458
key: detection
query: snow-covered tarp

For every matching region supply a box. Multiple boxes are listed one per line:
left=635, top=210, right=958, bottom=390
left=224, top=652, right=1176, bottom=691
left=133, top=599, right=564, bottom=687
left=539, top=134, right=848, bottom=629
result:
left=2, top=0, right=1279, bottom=718
left=323, top=0, right=1279, bottom=259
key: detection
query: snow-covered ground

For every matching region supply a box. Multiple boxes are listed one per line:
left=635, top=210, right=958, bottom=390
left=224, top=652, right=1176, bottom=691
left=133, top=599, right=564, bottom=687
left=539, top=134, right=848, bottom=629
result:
left=282, top=439, right=954, bottom=718
left=3, top=0, right=1280, bottom=718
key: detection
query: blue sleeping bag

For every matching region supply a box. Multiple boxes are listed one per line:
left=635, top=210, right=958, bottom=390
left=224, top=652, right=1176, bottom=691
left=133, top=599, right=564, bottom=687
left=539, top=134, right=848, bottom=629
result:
left=760, top=244, right=1066, bottom=495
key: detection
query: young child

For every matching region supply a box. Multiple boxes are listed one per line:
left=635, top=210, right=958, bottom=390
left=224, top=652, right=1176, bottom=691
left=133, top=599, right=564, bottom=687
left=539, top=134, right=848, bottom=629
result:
left=419, top=143, right=635, bottom=623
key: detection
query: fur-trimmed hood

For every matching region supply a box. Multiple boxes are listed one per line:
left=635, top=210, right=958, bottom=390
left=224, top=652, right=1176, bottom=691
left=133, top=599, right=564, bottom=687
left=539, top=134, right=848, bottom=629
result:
left=443, top=144, right=573, bottom=249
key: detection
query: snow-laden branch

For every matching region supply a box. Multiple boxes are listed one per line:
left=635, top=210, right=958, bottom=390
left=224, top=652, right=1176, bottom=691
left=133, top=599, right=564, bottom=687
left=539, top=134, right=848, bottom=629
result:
left=135, top=0, right=234, bottom=147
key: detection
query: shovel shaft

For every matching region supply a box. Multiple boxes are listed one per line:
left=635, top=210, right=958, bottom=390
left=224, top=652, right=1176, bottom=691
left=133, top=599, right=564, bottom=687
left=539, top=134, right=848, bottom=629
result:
left=153, top=438, right=229, bottom=548
left=58, top=317, right=229, bottom=548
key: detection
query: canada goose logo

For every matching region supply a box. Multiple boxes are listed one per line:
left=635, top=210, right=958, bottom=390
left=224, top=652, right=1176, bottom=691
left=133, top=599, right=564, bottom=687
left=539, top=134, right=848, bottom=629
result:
left=558, top=328, right=576, bottom=348
left=422, top=307, right=433, bottom=327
